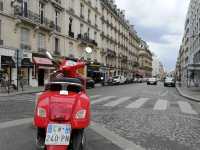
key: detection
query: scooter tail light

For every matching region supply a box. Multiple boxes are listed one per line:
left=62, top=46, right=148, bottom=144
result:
left=37, top=107, right=47, bottom=118
left=75, top=109, right=87, bottom=119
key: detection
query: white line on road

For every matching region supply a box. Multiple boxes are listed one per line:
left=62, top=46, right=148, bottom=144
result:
left=90, top=121, right=145, bottom=150
left=0, top=118, right=33, bottom=129
left=91, top=96, right=116, bottom=105
left=160, top=91, right=168, bottom=97
left=178, top=101, right=198, bottom=115
left=104, top=97, right=131, bottom=107
left=153, top=99, right=168, bottom=110
left=90, top=95, right=102, bottom=99
left=126, top=98, right=149, bottom=109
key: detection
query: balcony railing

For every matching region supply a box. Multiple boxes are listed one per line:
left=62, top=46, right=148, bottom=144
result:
left=14, top=6, right=61, bottom=32
left=69, top=32, right=75, bottom=38
left=77, top=34, right=98, bottom=46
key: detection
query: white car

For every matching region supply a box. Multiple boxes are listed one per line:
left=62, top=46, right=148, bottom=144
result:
left=147, top=78, right=157, bottom=85
left=112, top=76, right=126, bottom=85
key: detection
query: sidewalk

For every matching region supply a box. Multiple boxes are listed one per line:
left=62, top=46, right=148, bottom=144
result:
left=176, top=83, right=200, bottom=102
left=0, top=86, right=44, bottom=97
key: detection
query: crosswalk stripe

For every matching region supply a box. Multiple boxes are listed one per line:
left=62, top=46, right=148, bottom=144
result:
left=104, top=97, right=132, bottom=107
left=90, top=95, right=102, bottom=99
left=91, top=96, right=116, bottom=105
left=126, top=98, right=149, bottom=109
left=178, top=101, right=198, bottom=115
left=153, top=100, right=168, bottom=110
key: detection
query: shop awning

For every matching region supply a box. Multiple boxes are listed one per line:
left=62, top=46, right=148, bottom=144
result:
left=21, top=58, right=34, bottom=68
left=33, top=57, right=53, bottom=66
left=1, top=56, right=15, bottom=68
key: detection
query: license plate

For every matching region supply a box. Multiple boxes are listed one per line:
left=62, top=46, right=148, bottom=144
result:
left=45, top=124, right=71, bottom=145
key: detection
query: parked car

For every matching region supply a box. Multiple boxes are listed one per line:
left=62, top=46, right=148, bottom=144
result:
left=164, top=77, right=176, bottom=87
left=147, top=78, right=157, bottom=85
left=86, top=77, right=95, bottom=88
left=112, top=76, right=126, bottom=85
left=125, top=77, right=132, bottom=84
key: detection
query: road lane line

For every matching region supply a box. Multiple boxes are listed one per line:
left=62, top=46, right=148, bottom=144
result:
left=90, top=95, right=102, bottom=99
left=0, top=118, right=33, bottom=129
left=90, top=121, right=145, bottom=150
left=91, top=96, right=116, bottom=105
left=153, top=100, right=168, bottom=110
left=178, top=101, right=198, bottom=115
left=161, top=91, right=168, bottom=97
left=126, top=98, right=149, bottom=109
left=104, top=97, right=132, bottom=107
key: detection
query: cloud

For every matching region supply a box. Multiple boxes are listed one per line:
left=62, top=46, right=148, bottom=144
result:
left=115, top=0, right=190, bottom=70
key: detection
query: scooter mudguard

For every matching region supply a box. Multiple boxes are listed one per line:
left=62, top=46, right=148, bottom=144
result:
left=46, top=145, right=68, bottom=150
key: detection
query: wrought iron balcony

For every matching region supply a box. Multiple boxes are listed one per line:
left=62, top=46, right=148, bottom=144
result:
left=69, top=32, right=75, bottom=38
left=14, top=6, right=61, bottom=32
left=77, top=34, right=98, bottom=46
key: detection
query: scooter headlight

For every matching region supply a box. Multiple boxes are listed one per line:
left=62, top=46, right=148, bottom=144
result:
left=75, top=109, right=86, bottom=119
left=37, top=107, right=46, bottom=118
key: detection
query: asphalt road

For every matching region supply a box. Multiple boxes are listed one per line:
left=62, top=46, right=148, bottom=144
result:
left=0, top=82, right=200, bottom=150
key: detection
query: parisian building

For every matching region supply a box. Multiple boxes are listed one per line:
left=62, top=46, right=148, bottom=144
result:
left=0, top=0, right=151, bottom=87
left=176, top=0, right=200, bottom=86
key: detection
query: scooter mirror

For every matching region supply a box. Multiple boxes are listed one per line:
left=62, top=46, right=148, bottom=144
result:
left=46, top=51, right=53, bottom=60
left=85, top=47, right=92, bottom=54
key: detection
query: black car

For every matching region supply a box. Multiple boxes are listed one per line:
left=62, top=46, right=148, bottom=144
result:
left=86, top=77, right=95, bottom=89
left=164, top=77, right=176, bottom=87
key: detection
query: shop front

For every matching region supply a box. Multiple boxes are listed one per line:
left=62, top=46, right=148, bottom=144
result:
left=20, top=58, right=33, bottom=86
left=32, top=56, right=54, bottom=87
left=1, top=56, right=16, bottom=83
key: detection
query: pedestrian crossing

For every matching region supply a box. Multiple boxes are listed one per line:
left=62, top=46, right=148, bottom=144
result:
left=90, top=95, right=199, bottom=115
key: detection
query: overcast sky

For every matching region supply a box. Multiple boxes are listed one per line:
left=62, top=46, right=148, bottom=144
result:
left=115, top=0, right=190, bottom=71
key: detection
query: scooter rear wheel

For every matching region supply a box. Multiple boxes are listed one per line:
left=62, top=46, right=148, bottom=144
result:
left=71, top=129, right=87, bottom=150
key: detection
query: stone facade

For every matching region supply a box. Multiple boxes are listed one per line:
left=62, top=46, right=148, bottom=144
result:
left=0, top=0, right=151, bottom=87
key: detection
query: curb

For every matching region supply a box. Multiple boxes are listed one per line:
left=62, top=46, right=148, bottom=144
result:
left=176, top=86, right=200, bottom=102
left=0, top=89, right=43, bottom=97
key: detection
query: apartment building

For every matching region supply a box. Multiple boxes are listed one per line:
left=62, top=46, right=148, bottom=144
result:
left=0, top=0, right=148, bottom=87
left=177, top=0, right=200, bottom=86
left=138, top=40, right=153, bottom=78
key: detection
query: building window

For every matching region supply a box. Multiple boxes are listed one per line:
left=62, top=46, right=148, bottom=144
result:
left=0, top=20, right=1, bottom=39
left=55, top=38, right=60, bottom=53
left=37, top=33, right=45, bottom=50
left=55, top=10, right=59, bottom=26
left=87, top=28, right=90, bottom=38
left=80, top=23, right=83, bottom=34
left=0, top=0, right=3, bottom=11
left=94, top=31, right=97, bottom=41
left=80, top=3, right=84, bottom=18
left=69, top=17, right=73, bottom=33
left=22, top=0, right=28, bottom=17
left=39, top=2, right=45, bottom=24
left=95, top=14, right=97, bottom=25
left=21, top=28, right=30, bottom=49
left=88, top=9, right=91, bottom=22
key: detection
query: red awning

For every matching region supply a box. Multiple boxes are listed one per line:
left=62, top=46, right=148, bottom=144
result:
left=33, top=57, right=53, bottom=66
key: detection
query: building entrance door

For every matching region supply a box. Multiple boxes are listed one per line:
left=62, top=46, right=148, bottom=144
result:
left=38, top=69, right=44, bottom=86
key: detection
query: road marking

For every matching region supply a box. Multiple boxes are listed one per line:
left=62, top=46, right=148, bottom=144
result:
left=160, top=91, right=168, bottom=97
left=178, top=101, right=198, bottom=115
left=0, top=118, right=33, bottom=129
left=126, top=98, right=149, bottom=109
left=91, top=96, right=116, bottom=105
left=154, top=99, right=168, bottom=110
left=104, top=97, right=131, bottom=107
left=90, top=95, right=102, bottom=99
left=90, top=121, right=145, bottom=150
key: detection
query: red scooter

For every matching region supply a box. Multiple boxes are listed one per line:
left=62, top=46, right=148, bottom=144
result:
left=34, top=53, right=90, bottom=150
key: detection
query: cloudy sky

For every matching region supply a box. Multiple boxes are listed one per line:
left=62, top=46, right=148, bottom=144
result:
left=115, top=0, right=190, bottom=71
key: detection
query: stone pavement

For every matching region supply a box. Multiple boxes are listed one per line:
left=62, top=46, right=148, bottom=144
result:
left=176, top=84, right=200, bottom=102
left=0, top=86, right=43, bottom=97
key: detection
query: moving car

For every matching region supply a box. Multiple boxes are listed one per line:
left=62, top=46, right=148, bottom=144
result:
left=86, top=77, right=95, bottom=88
left=112, top=76, right=126, bottom=85
left=147, top=78, right=157, bottom=85
left=164, top=77, right=176, bottom=87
